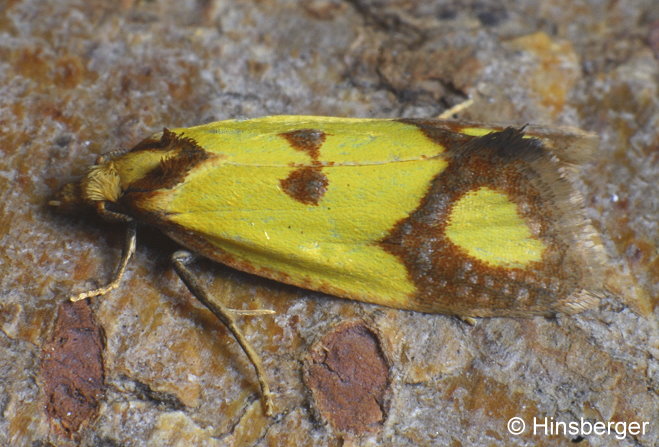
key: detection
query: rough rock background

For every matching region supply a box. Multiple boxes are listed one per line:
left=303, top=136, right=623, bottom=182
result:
left=0, top=0, right=657, bottom=446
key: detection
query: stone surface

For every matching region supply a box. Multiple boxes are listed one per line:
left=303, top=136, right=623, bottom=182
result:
left=0, top=0, right=657, bottom=446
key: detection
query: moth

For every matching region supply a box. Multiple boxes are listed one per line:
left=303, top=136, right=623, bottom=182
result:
left=51, top=116, right=608, bottom=415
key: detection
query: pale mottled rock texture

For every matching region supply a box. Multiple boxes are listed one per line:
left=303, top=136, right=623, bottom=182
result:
left=0, top=1, right=656, bottom=446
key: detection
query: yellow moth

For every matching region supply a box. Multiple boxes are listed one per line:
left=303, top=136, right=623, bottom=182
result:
left=51, top=115, right=608, bottom=415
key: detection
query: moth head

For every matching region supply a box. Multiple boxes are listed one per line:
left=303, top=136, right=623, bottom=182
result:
left=50, top=162, right=122, bottom=215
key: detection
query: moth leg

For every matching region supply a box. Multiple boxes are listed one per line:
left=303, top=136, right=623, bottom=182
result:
left=171, top=250, right=274, bottom=416
left=70, top=223, right=136, bottom=302
left=438, top=98, right=474, bottom=119
left=458, top=316, right=478, bottom=326
left=230, top=308, right=276, bottom=316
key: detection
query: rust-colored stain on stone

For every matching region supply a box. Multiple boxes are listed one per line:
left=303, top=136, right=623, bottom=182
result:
left=303, top=321, right=390, bottom=434
left=41, top=300, right=104, bottom=437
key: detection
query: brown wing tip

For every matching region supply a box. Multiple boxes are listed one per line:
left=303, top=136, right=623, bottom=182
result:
left=555, top=289, right=602, bottom=314
left=525, top=125, right=599, bottom=166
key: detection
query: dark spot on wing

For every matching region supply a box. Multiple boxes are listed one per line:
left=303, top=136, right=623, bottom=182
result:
left=280, top=166, right=329, bottom=205
left=279, top=128, right=326, bottom=160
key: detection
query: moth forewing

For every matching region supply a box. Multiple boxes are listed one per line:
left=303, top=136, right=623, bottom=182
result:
left=51, top=116, right=609, bottom=415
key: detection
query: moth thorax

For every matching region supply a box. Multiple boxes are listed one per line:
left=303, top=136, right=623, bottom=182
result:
left=81, top=162, right=122, bottom=204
